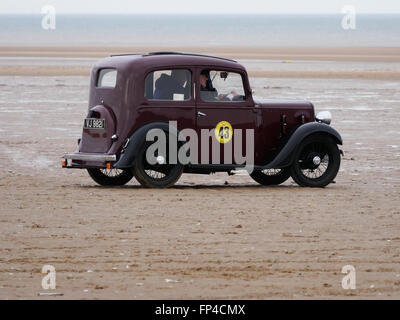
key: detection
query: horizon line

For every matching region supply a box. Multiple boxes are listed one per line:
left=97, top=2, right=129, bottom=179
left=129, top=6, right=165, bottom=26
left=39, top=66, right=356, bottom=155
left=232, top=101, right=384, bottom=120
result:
left=1, top=12, right=400, bottom=15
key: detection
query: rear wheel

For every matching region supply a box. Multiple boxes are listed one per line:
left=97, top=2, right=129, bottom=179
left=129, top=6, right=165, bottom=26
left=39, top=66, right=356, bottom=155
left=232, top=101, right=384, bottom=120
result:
left=133, top=141, right=183, bottom=188
left=290, top=135, right=340, bottom=187
left=250, top=168, right=291, bottom=186
left=87, top=168, right=134, bottom=186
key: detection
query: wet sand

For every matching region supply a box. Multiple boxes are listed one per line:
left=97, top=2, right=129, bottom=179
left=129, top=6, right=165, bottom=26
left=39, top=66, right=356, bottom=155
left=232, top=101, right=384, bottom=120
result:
left=0, top=48, right=399, bottom=299
left=1, top=47, right=400, bottom=80
left=1, top=46, right=400, bottom=62
left=1, top=65, right=400, bottom=80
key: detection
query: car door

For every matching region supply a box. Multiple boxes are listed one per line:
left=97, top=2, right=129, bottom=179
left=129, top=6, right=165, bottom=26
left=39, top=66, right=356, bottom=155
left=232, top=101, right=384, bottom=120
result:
left=137, top=68, right=196, bottom=131
left=195, top=68, right=257, bottom=166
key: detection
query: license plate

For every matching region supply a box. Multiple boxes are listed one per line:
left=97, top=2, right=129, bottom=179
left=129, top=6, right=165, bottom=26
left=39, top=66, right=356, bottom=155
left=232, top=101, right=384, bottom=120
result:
left=84, top=118, right=105, bottom=129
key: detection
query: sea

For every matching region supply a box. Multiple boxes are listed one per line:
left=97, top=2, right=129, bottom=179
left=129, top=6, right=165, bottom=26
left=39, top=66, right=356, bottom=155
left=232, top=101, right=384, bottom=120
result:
left=0, top=14, right=399, bottom=47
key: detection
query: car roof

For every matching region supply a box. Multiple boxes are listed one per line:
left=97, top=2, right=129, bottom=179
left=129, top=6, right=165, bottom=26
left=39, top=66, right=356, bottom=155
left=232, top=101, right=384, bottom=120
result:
left=116, top=52, right=237, bottom=63
left=93, top=52, right=246, bottom=73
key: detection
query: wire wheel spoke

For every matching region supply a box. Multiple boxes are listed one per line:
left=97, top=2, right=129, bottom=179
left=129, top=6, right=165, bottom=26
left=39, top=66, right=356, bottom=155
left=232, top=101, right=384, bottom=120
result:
left=261, top=169, right=282, bottom=176
left=144, top=168, right=167, bottom=180
left=100, top=168, right=124, bottom=178
left=299, top=143, right=330, bottom=179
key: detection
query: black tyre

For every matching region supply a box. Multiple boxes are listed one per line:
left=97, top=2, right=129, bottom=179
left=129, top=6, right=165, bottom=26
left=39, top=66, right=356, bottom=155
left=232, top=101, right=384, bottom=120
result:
left=133, top=140, right=183, bottom=188
left=87, top=168, right=134, bottom=186
left=250, top=168, right=291, bottom=186
left=290, top=134, right=341, bottom=187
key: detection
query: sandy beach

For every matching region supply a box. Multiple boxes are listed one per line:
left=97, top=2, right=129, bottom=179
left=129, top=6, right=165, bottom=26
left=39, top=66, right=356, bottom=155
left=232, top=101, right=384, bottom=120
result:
left=1, top=47, right=400, bottom=80
left=0, top=46, right=399, bottom=299
left=1, top=46, right=400, bottom=61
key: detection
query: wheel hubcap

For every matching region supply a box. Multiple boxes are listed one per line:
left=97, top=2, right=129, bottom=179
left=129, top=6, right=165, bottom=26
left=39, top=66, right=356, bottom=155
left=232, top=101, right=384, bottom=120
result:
left=156, top=155, right=165, bottom=165
left=298, top=142, right=331, bottom=179
left=313, top=156, right=321, bottom=166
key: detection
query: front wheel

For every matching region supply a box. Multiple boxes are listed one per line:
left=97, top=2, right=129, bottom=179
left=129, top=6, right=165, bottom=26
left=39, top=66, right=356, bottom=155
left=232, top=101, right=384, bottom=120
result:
left=87, top=168, right=134, bottom=186
left=250, top=168, right=291, bottom=186
left=290, top=135, right=341, bottom=188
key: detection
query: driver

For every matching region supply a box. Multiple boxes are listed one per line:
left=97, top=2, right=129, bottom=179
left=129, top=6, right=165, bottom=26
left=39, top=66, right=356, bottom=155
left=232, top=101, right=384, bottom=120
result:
left=199, top=70, right=241, bottom=101
left=199, top=70, right=218, bottom=101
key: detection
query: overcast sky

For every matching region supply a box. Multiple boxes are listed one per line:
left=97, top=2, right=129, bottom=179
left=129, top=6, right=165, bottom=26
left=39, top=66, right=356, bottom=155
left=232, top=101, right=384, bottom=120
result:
left=1, top=0, right=400, bottom=14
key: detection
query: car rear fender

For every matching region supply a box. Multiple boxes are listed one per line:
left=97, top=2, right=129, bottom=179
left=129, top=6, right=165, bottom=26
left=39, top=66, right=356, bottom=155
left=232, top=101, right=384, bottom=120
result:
left=262, top=122, right=343, bottom=169
left=113, top=122, right=180, bottom=169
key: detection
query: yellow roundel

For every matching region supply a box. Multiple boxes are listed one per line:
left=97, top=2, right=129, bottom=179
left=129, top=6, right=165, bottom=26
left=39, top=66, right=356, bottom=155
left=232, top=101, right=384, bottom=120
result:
left=215, top=121, right=233, bottom=144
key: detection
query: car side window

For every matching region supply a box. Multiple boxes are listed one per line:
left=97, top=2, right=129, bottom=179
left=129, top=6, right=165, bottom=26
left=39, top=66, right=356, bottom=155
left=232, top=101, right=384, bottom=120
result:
left=199, top=70, right=245, bottom=102
left=145, top=69, right=191, bottom=101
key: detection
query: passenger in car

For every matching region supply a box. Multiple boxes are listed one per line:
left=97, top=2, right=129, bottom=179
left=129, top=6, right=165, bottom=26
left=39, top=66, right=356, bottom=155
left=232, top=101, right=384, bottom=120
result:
left=154, top=69, right=190, bottom=100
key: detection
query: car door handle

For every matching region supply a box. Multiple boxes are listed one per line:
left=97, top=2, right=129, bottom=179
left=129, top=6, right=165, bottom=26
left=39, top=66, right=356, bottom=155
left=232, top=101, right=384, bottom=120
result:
left=197, top=111, right=207, bottom=117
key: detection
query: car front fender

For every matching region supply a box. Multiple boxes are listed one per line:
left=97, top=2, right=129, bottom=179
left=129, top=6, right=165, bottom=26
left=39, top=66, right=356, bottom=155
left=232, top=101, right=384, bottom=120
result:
left=262, top=122, right=343, bottom=169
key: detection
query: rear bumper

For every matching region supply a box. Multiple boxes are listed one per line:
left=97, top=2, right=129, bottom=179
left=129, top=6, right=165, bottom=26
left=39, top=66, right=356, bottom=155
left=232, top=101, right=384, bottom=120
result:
left=62, top=153, right=116, bottom=168
left=64, top=153, right=116, bottom=162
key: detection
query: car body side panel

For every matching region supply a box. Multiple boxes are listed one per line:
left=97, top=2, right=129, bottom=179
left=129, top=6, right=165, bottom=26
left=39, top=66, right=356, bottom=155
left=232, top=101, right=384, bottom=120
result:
left=254, top=99, right=315, bottom=165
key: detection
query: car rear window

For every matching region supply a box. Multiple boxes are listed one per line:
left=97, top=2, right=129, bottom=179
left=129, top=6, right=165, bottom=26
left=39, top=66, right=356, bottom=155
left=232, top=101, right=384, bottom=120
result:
left=97, top=69, right=117, bottom=88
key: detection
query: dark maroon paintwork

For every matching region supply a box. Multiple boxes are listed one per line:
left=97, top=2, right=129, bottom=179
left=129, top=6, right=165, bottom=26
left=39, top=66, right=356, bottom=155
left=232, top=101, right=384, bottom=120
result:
left=76, top=53, right=315, bottom=168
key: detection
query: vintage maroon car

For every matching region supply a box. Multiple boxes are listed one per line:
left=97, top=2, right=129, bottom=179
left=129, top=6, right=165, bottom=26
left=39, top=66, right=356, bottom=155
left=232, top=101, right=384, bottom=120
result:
left=63, top=52, right=342, bottom=188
